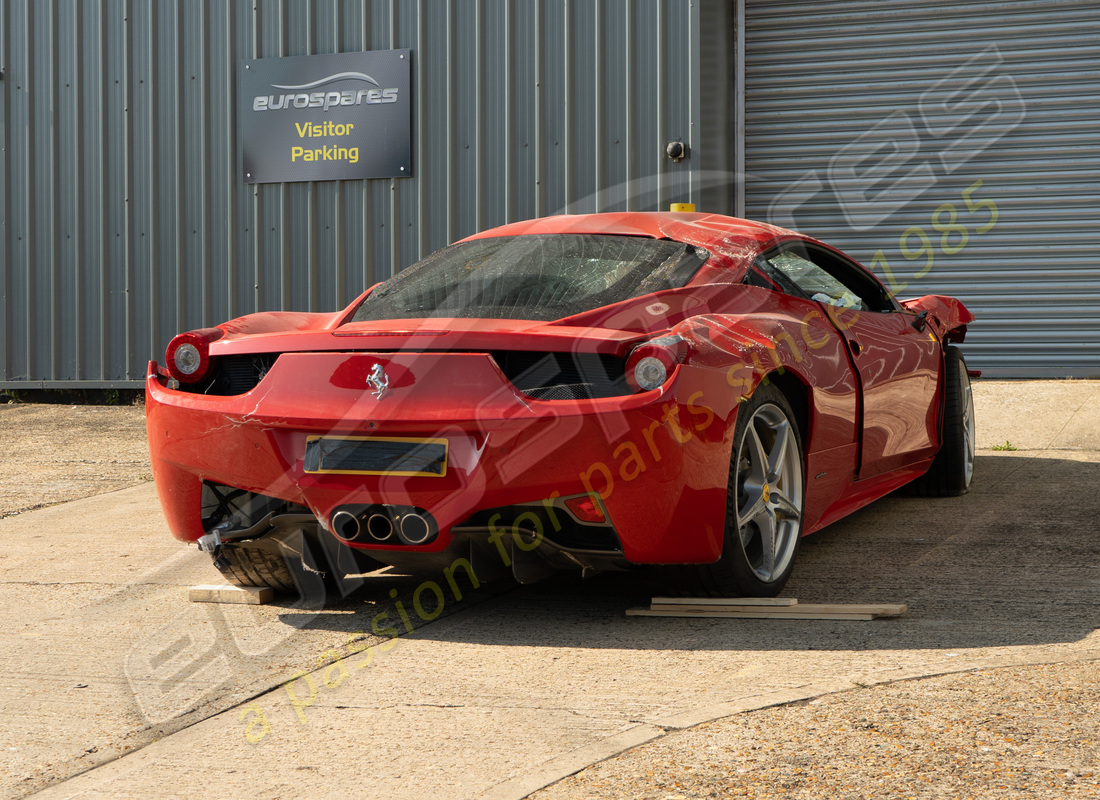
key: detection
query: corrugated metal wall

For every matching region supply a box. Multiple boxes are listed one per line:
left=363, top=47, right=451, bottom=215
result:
left=742, top=0, right=1100, bottom=377
left=1, top=0, right=715, bottom=387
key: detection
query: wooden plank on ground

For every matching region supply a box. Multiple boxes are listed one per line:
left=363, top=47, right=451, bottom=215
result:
left=649, top=602, right=906, bottom=616
left=627, top=608, right=878, bottom=620
left=650, top=596, right=798, bottom=607
left=650, top=603, right=797, bottom=614
left=628, top=601, right=907, bottom=620
left=189, top=584, right=274, bottom=605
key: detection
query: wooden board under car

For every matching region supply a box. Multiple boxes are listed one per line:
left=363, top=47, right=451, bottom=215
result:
left=627, top=597, right=906, bottom=621
left=189, top=584, right=274, bottom=605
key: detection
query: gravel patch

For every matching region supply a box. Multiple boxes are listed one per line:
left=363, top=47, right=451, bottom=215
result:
left=533, top=661, right=1100, bottom=799
left=0, top=403, right=150, bottom=518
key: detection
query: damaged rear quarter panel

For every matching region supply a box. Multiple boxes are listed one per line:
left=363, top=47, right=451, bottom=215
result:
left=669, top=286, right=861, bottom=534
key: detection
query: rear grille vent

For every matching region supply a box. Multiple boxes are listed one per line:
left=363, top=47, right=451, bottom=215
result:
left=192, top=354, right=280, bottom=396
left=491, top=351, right=627, bottom=400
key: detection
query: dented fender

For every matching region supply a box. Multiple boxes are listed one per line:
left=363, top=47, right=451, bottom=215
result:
left=901, top=295, right=975, bottom=343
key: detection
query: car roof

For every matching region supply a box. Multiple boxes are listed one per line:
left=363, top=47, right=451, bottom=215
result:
left=459, top=211, right=798, bottom=254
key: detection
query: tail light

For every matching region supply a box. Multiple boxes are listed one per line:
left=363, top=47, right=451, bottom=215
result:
left=165, top=328, right=223, bottom=384
left=625, top=335, right=688, bottom=392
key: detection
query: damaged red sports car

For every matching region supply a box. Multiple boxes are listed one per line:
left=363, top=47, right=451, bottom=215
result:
left=146, top=212, right=976, bottom=597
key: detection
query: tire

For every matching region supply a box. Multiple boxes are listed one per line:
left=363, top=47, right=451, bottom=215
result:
left=665, top=383, right=805, bottom=597
left=911, top=345, right=975, bottom=497
left=214, top=529, right=383, bottom=597
left=216, top=542, right=296, bottom=591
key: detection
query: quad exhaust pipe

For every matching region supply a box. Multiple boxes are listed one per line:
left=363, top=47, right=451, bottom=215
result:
left=366, top=513, right=394, bottom=541
left=398, top=513, right=433, bottom=545
left=331, top=510, right=362, bottom=541
left=331, top=505, right=437, bottom=546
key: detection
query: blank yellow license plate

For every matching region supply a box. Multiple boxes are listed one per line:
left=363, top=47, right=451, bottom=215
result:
left=304, top=436, right=448, bottom=477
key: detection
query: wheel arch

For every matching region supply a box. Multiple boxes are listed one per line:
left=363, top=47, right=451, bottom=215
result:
left=665, top=377, right=807, bottom=597
left=757, top=368, right=811, bottom=450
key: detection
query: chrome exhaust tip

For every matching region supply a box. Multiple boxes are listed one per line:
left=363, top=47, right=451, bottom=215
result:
left=366, top=512, right=395, bottom=542
left=397, top=513, right=434, bottom=546
left=332, top=510, right=362, bottom=541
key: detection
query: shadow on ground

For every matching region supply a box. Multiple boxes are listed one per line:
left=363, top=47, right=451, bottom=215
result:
left=285, top=454, right=1100, bottom=653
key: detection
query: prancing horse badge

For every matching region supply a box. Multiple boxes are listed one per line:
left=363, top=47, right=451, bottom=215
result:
left=367, top=363, right=390, bottom=400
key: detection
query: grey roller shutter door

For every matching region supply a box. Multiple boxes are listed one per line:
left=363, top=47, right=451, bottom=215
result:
left=743, top=0, right=1100, bottom=377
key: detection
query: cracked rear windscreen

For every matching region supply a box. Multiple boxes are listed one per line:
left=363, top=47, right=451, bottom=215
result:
left=351, top=234, right=710, bottom=322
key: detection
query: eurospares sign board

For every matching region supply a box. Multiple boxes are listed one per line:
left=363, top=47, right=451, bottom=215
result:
left=240, top=50, right=412, bottom=184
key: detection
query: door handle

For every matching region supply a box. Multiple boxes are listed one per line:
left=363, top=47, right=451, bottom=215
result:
left=849, top=340, right=863, bottom=356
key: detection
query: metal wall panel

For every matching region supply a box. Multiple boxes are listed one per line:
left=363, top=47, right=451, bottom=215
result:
left=743, top=0, right=1100, bottom=377
left=1, top=0, right=713, bottom=387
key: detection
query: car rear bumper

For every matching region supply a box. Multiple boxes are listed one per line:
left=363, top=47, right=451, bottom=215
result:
left=146, top=350, right=737, bottom=564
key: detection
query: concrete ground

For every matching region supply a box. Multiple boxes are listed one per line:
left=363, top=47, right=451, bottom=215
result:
left=1, top=380, right=1098, bottom=799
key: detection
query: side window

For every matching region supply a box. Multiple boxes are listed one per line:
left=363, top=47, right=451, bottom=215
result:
left=758, top=244, right=898, bottom=313
left=765, top=251, right=865, bottom=310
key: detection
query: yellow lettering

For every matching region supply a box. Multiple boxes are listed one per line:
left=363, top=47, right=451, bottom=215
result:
left=831, top=306, right=860, bottom=331
left=319, top=649, right=351, bottom=689
left=487, top=514, right=512, bottom=566
left=774, top=330, right=804, bottom=364
left=239, top=703, right=270, bottom=743
left=370, top=611, right=399, bottom=652
left=687, top=390, right=716, bottom=432
left=662, top=404, right=693, bottom=444
left=511, top=511, right=544, bottom=551
left=641, top=419, right=664, bottom=462
left=283, top=671, right=318, bottom=725
left=344, top=631, right=368, bottom=654
left=413, top=581, right=445, bottom=621
left=580, top=461, right=614, bottom=500
left=540, top=491, right=563, bottom=532
left=389, top=590, right=415, bottom=634
left=613, top=439, right=647, bottom=481
left=347, top=632, right=376, bottom=669
left=801, top=310, right=830, bottom=350
left=442, top=558, right=481, bottom=601
left=727, top=363, right=753, bottom=394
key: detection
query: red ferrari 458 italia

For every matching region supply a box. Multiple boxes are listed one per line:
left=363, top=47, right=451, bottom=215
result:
left=147, top=212, right=976, bottom=598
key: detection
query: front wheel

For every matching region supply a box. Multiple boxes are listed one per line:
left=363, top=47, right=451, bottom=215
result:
left=666, top=384, right=805, bottom=597
left=911, top=345, right=975, bottom=497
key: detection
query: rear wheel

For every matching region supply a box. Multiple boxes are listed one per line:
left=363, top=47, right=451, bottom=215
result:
left=217, top=543, right=295, bottom=591
left=911, top=345, right=974, bottom=497
left=215, top=529, right=383, bottom=598
left=665, top=384, right=805, bottom=597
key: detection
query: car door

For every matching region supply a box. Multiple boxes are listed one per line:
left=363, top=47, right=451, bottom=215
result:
left=758, top=241, right=941, bottom=480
